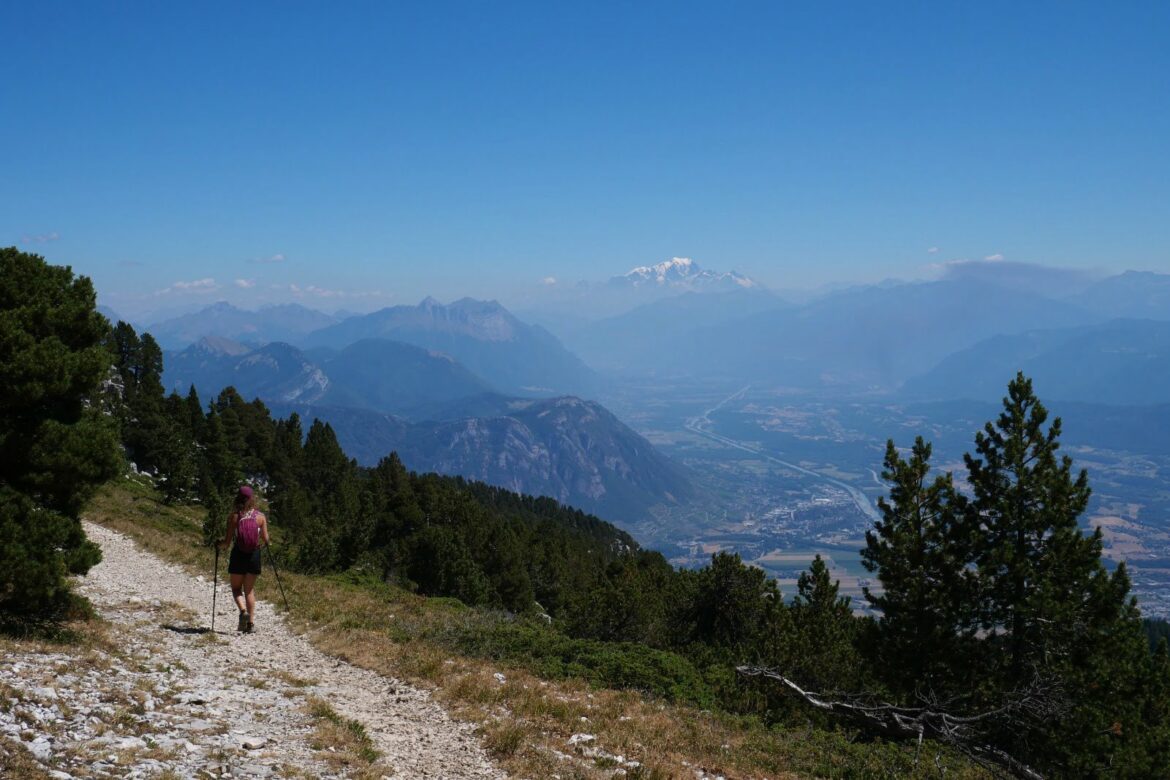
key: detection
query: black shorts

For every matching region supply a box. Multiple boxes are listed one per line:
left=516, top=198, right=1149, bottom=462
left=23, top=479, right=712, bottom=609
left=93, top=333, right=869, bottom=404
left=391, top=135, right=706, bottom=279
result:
left=228, top=546, right=262, bottom=575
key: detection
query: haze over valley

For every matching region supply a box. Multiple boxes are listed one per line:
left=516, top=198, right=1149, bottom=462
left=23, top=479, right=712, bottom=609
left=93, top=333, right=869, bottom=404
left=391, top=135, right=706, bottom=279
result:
left=105, top=256, right=1170, bottom=617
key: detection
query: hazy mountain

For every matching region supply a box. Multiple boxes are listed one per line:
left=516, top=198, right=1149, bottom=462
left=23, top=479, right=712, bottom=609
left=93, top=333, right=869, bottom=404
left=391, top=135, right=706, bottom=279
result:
left=97, top=304, right=129, bottom=325
left=938, top=259, right=1098, bottom=298
left=164, top=337, right=496, bottom=415
left=148, top=302, right=339, bottom=350
left=904, top=319, right=1170, bottom=405
left=302, top=297, right=596, bottom=396
left=565, top=289, right=785, bottom=371
left=1072, top=271, right=1170, bottom=321
left=514, top=257, right=764, bottom=323
left=164, top=338, right=330, bottom=403
left=640, top=279, right=1098, bottom=389
left=273, top=396, right=693, bottom=524
left=322, top=339, right=495, bottom=413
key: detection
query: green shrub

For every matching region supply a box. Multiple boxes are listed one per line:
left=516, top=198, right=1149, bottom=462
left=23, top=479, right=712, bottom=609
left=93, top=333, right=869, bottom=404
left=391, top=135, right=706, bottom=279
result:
left=454, top=619, right=714, bottom=706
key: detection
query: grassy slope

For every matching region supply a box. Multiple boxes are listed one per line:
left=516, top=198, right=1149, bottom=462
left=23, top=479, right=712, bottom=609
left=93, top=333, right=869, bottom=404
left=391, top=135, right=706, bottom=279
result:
left=83, top=477, right=987, bottom=779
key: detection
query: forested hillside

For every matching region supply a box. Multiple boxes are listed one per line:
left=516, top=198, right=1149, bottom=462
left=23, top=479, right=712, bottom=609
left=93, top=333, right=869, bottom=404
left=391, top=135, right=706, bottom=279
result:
left=8, top=248, right=1170, bottom=778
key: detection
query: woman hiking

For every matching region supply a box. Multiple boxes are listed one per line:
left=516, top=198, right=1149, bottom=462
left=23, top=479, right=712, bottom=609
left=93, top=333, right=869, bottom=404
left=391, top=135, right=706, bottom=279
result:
left=219, top=485, right=270, bottom=633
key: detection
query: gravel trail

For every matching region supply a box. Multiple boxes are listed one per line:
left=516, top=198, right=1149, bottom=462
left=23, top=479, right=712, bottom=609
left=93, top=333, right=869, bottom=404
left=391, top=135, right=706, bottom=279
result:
left=0, top=521, right=506, bottom=779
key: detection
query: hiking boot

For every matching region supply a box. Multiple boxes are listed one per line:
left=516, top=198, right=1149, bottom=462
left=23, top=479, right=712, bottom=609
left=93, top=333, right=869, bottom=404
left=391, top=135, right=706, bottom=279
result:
left=237, top=611, right=248, bottom=632
left=245, top=617, right=254, bottom=633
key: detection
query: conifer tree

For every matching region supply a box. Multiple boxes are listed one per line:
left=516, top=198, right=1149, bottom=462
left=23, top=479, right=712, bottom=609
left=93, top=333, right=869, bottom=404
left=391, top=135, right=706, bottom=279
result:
left=965, top=373, right=1155, bottom=771
left=862, top=437, right=977, bottom=697
left=0, top=248, right=120, bottom=624
left=268, top=414, right=313, bottom=561
left=199, top=408, right=242, bottom=499
left=293, top=420, right=357, bottom=570
left=687, top=552, right=781, bottom=655
left=966, top=374, right=1101, bottom=680
left=789, top=555, right=858, bottom=690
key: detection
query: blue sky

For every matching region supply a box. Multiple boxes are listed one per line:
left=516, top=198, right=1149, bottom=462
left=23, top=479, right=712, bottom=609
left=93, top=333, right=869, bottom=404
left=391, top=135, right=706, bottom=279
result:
left=3, top=1, right=1167, bottom=318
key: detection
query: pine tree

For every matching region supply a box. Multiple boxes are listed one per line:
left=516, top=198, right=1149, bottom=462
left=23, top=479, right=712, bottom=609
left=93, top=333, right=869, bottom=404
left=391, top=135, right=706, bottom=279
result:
left=964, top=373, right=1154, bottom=770
left=0, top=248, right=120, bottom=624
left=966, top=374, right=1099, bottom=680
left=862, top=437, right=978, bottom=698
left=686, top=552, right=781, bottom=656
left=789, top=555, right=859, bottom=690
left=292, top=420, right=358, bottom=570
left=199, top=408, right=242, bottom=499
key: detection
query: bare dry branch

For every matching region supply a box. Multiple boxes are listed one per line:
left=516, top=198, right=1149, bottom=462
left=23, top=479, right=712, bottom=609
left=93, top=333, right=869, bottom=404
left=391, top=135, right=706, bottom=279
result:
left=737, top=665, right=1056, bottom=780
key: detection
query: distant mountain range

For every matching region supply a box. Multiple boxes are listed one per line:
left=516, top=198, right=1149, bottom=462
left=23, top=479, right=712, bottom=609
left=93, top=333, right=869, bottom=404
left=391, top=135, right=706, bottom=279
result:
left=148, top=297, right=595, bottom=397
left=1072, top=271, right=1170, bottom=321
left=269, top=396, right=694, bottom=524
left=301, top=297, right=596, bottom=396
left=162, top=332, right=692, bottom=524
left=564, top=279, right=1096, bottom=389
left=904, top=319, right=1170, bottom=405
left=113, top=263, right=1170, bottom=538
left=164, top=337, right=495, bottom=415
left=144, top=266, right=1170, bottom=403
left=518, top=257, right=766, bottom=322
left=147, top=302, right=338, bottom=350
left=564, top=288, right=783, bottom=372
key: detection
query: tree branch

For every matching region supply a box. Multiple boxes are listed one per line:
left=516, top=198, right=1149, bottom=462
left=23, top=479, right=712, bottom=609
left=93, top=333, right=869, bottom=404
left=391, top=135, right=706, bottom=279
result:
left=737, top=665, right=1054, bottom=779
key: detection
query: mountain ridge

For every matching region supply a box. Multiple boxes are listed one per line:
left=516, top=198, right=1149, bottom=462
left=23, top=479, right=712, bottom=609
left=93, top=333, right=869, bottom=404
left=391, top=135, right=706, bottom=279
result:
left=269, top=395, right=694, bottom=525
left=301, top=298, right=597, bottom=396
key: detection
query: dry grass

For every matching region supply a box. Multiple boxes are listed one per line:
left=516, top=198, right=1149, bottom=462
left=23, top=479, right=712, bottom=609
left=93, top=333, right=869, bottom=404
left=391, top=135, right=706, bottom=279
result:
left=85, top=479, right=989, bottom=779
left=0, top=741, right=56, bottom=780
left=0, top=609, right=120, bottom=663
left=304, top=696, right=391, bottom=777
left=274, top=670, right=318, bottom=688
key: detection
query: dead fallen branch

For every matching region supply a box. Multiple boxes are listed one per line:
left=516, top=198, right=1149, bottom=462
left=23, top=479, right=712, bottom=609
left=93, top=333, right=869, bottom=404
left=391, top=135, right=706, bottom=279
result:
left=737, top=665, right=1056, bottom=779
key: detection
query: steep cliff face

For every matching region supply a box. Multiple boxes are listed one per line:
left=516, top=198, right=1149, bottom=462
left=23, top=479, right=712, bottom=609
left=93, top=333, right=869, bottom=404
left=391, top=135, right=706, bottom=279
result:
left=416, top=397, right=690, bottom=507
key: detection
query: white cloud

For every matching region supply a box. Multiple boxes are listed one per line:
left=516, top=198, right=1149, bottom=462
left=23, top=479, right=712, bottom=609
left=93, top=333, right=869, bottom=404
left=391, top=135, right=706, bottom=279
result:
left=235, top=278, right=256, bottom=288
left=305, top=285, right=344, bottom=298
left=927, top=246, right=940, bottom=254
left=270, top=282, right=389, bottom=302
left=984, top=253, right=1005, bottom=261
left=540, top=276, right=557, bottom=286
left=174, top=278, right=217, bottom=290
left=155, top=277, right=219, bottom=296
left=21, top=232, right=60, bottom=244
left=254, top=253, right=286, bottom=264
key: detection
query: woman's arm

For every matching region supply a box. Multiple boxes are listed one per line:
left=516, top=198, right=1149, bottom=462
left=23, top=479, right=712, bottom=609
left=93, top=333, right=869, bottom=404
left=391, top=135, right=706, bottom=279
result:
left=219, top=513, right=237, bottom=549
left=259, top=513, right=271, bottom=546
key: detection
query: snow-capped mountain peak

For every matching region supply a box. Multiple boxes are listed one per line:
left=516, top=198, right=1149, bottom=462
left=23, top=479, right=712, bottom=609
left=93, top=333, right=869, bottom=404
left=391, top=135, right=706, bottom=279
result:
left=612, top=257, right=758, bottom=290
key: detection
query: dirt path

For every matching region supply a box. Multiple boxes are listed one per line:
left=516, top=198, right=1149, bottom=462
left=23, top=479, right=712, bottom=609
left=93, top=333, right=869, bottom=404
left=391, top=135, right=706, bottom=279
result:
left=0, top=522, right=506, bottom=779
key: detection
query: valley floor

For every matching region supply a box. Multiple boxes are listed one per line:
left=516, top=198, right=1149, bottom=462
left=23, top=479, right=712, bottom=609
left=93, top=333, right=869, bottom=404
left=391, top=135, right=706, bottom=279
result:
left=0, top=522, right=505, bottom=779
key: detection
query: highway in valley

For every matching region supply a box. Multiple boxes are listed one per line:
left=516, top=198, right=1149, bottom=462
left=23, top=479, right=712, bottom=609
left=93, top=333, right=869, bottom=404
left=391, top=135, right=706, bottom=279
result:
left=684, top=386, right=883, bottom=525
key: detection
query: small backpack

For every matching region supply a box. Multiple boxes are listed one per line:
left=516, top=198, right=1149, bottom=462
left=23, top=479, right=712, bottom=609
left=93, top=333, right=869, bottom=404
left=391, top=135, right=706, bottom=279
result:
left=236, top=509, right=261, bottom=553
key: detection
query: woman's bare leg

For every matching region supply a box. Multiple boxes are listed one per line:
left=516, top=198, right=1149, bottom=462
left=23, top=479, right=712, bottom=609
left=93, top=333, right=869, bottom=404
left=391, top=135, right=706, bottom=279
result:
left=242, top=573, right=258, bottom=627
left=230, top=573, right=246, bottom=612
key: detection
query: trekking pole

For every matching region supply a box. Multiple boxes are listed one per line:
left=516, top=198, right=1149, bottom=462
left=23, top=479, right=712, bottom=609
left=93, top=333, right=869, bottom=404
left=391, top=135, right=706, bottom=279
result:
left=265, top=543, right=290, bottom=612
left=211, top=543, right=220, bottom=632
